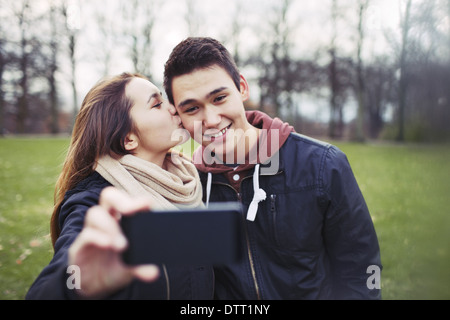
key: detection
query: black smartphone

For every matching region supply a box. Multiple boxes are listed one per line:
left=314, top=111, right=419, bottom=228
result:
left=120, top=202, right=243, bottom=266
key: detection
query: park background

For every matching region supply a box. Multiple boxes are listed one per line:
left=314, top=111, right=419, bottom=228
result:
left=0, top=0, right=449, bottom=299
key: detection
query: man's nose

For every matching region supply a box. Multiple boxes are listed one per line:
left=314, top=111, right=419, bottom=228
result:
left=203, top=107, right=221, bottom=128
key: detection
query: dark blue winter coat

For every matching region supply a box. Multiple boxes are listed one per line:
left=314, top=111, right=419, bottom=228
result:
left=197, top=130, right=382, bottom=300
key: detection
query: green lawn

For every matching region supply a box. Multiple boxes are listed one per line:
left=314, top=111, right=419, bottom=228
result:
left=0, top=137, right=68, bottom=299
left=336, top=142, right=450, bottom=300
left=0, top=137, right=449, bottom=299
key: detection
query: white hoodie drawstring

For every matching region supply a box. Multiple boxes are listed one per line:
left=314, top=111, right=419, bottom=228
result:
left=206, top=172, right=212, bottom=207
left=247, top=164, right=266, bottom=221
left=205, top=165, right=266, bottom=221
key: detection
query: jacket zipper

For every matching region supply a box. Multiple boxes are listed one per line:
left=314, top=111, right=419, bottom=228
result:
left=162, top=264, right=170, bottom=300
left=215, top=179, right=261, bottom=300
left=211, top=267, right=215, bottom=299
left=270, top=194, right=278, bottom=245
left=239, top=172, right=283, bottom=299
left=208, top=170, right=283, bottom=299
left=239, top=197, right=262, bottom=300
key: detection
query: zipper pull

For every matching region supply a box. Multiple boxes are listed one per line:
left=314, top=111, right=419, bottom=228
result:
left=270, top=194, right=277, bottom=211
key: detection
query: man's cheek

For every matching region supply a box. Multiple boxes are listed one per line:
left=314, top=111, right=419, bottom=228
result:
left=190, top=121, right=203, bottom=144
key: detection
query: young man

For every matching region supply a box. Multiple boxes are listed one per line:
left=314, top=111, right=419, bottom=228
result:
left=163, top=37, right=382, bottom=300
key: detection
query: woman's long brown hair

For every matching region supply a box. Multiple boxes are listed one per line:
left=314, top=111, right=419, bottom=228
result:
left=50, top=72, right=146, bottom=248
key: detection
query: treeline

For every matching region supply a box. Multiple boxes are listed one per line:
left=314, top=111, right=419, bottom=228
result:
left=0, top=0, right=449, bottom=142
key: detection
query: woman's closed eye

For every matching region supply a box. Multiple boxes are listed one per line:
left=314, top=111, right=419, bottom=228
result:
left=152, top=102, right=163, bottom=109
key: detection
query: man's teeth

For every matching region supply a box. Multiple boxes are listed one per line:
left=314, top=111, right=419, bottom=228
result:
left=208, top=127, right=228, bottom=138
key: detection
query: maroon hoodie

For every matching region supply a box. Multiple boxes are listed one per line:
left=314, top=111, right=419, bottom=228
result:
left=192, top=110, right=294, bottom=192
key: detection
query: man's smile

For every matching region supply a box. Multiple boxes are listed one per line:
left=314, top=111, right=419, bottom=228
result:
left=204, top=124, right=232, bottom=140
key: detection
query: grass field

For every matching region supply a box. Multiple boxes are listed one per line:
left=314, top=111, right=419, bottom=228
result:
left=0, top=137, right=449, bottom=300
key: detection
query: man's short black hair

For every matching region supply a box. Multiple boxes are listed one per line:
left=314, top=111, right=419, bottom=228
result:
left=164, top=37, right=241, bottom=105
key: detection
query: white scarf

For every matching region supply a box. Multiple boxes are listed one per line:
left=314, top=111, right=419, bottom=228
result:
left=95, top=153, right=203, bottom=210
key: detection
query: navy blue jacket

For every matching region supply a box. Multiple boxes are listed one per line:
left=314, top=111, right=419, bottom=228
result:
left=198, top=133, right=382, bottom=300
left=26, top=172, right=214, bottom=300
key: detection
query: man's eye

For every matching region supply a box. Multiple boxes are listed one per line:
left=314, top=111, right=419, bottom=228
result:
left=214, top=95, right=226, bottom=103
left=185, top=106, right=199, bottom=113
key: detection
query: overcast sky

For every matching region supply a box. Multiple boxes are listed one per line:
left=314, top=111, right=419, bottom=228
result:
left=56, top=0, right=405, bottom=121
left=69, top=0, right=403, bottom=86
left=20, top=0, right=419, bottom=121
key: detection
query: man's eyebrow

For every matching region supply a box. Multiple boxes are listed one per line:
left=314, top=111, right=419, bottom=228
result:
left=178, top=98, right=196, bottom=109
left=177, top=87, right=228, bottom=109
left=206, top=87, right=228, bottom=99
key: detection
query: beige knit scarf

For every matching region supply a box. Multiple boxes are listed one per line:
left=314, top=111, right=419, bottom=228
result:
left=95, top=153, right=203, bottom=210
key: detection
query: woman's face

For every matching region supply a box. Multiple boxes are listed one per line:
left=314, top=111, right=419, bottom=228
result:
left=125, top=77, right=187, bottom=164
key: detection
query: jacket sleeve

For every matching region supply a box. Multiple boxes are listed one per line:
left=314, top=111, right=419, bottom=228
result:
left=25, top=189, right=100, bottom=300
left=321, top=146, right=382, bottom=300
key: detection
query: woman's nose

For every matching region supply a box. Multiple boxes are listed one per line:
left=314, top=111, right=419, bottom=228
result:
left=167, top=102, right=177, bottom=115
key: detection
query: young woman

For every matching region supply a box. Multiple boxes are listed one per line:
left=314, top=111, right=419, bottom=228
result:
left=26, top=73, right=213, bottom=299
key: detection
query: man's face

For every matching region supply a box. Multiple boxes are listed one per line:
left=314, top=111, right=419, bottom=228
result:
left=171, top=65, right=256, bottom=162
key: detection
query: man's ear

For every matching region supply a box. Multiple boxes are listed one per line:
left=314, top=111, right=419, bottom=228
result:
left=124, top=133, right=139, bottom=151
left=239, top=74, right=250, bottom=102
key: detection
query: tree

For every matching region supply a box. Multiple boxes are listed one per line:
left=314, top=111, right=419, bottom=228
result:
left=354, top=0, right=370, bottom=142
left=62, top=0, right=81, bottom=128
left=185, top=0, right=201, bottom=36
left=225, top=0, right=244, bottom=67
left=256, top=0, right=294, bottom=118
left=364, top=60, right=397, bottom=139
left=121, top=0, right=161, bottom=81
left=0, top=0, right=7, bottom=135
left=401, top=0, right=450, bottom=141
left=328, top=0, right=352, bottom=138
left=94, top=5, right=115, bottom=77
left=46, top=1, right=61, bottom=134
left=1, top=0, right=59, bottom=134
left=382, top=0, right=450, bottom=141
left=11, top=0, right=46, bottom=134
left=397, top=0, right=413, bottom=142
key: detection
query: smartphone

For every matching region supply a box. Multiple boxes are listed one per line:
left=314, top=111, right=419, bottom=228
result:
left=120, top=202, right=243, bottom=266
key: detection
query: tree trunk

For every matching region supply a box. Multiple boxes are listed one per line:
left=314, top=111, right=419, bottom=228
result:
left=354, top=0, right=369, bottom=142
left=397, top=0, right=412, bottom=142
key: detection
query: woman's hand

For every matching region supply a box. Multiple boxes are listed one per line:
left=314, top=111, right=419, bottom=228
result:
left=68, top=187, right=160, bottom=299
